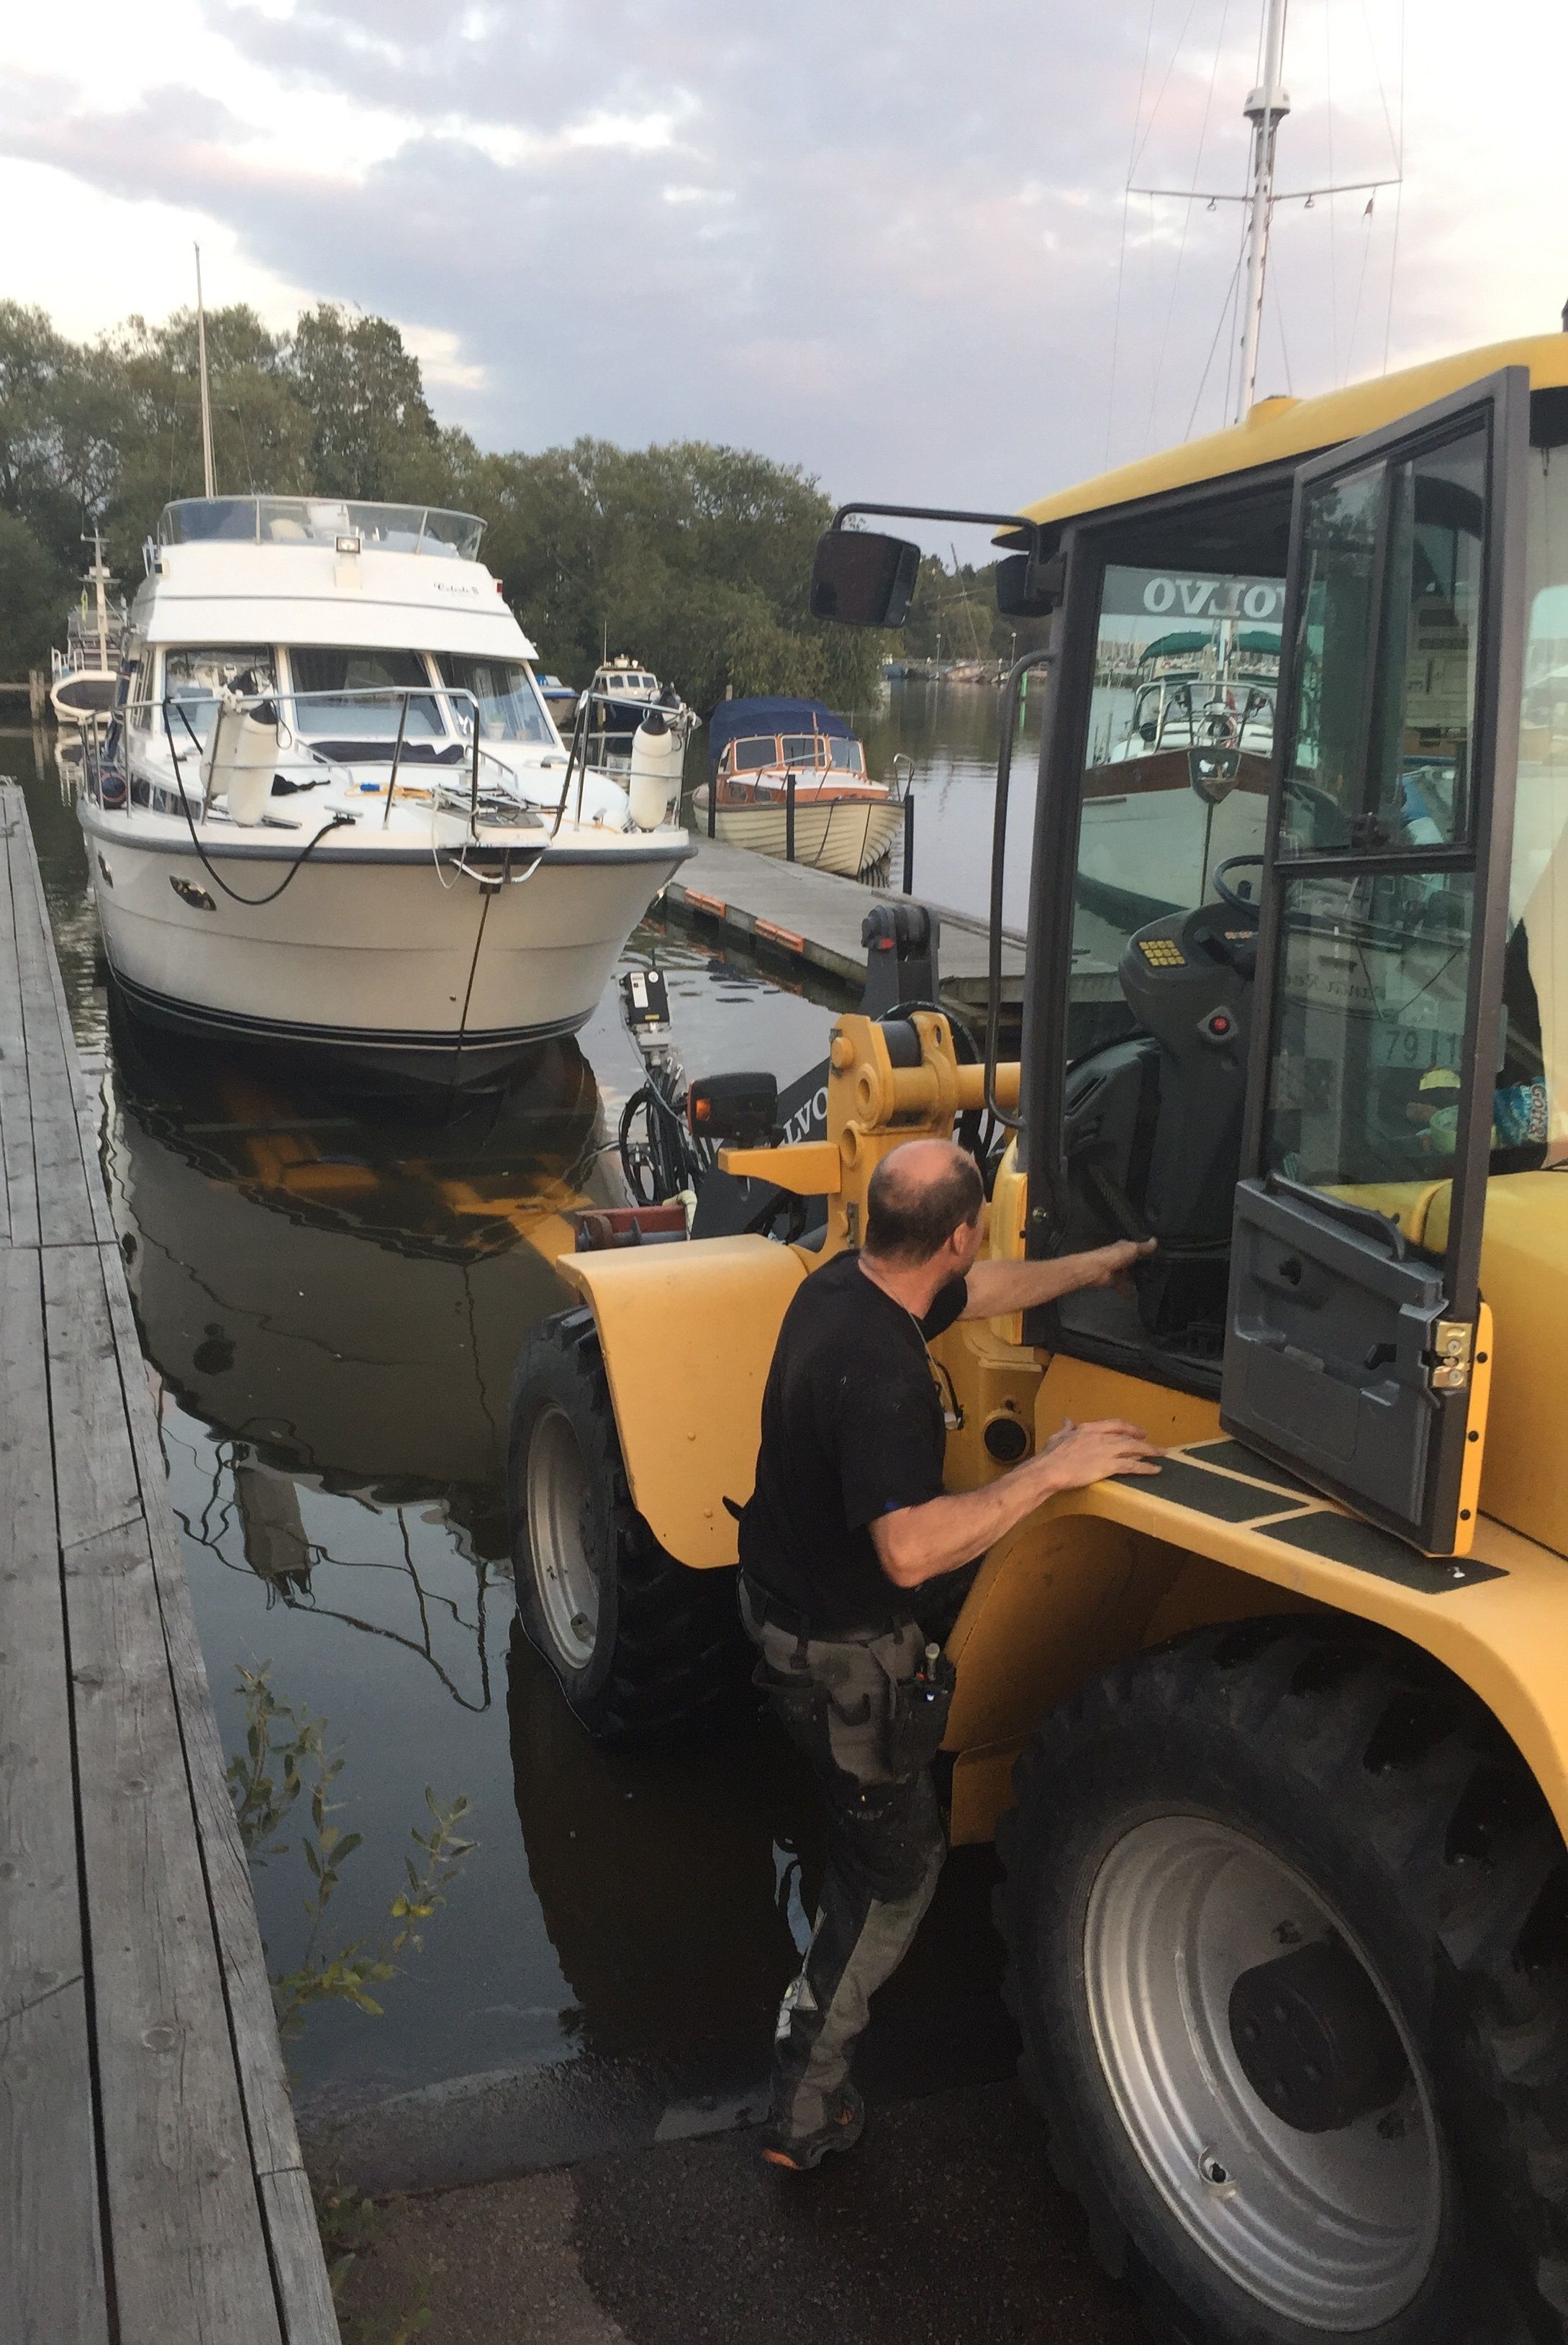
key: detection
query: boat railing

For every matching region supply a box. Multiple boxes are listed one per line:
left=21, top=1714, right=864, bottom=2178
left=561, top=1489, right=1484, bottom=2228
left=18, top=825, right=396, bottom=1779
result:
left=86, top=683, right=541, bottom=841
left=154, top=497, right=486, bottom=560
left=552, top=684, right=692, bottom=843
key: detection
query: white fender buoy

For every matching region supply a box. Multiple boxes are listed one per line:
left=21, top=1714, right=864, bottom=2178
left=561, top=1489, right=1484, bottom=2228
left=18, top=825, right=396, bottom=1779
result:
left=627, top=707, right=684, bottom=830
left=202, top=680, right=279, bottom=827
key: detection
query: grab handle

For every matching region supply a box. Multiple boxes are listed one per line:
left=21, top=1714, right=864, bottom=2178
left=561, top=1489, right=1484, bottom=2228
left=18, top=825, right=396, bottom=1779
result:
left=985, top=648, right=1056, bottom=1130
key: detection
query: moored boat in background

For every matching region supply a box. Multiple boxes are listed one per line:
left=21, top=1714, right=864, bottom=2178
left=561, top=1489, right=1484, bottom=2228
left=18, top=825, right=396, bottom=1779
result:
left=692, top=696, right=906, bottom=879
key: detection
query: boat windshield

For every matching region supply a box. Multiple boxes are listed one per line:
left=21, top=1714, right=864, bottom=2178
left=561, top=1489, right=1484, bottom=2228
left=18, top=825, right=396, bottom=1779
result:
left=781, top=735, right=822, bottom=765
left=732, top=738, right=778, bottom=771
left=435, top=653, right=554, bottom=745
left=158, top=499, right=485, bottom=560
left=284, top=648, right=444, bottom=738
left=827, top=738, right=864, bottom=773
left=161, top=648, right=276, bottom=745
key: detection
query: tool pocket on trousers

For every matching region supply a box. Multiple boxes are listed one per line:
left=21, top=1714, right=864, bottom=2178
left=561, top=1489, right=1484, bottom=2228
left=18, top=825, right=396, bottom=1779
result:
left=753, top=1662, right=828, bottom=1760
left=883, top=1651, right=956, bottom=1777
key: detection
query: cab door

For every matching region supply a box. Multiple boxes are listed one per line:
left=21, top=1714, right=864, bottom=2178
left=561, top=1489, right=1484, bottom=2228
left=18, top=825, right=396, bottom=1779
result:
left=1221, top=368, right=1530, bottom=1553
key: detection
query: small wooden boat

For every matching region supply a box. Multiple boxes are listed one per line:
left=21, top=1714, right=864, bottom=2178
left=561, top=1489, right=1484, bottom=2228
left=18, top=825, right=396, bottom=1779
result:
left=693, top=697, right=904, bottom=879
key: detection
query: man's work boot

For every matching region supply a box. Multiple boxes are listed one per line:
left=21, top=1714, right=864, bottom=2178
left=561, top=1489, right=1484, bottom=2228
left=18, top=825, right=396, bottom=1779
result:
left=761, top=2082, right=866, bottom=2173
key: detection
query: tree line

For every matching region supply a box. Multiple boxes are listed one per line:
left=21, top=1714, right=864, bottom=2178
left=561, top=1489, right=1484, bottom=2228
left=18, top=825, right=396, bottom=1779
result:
left=0, top=299, right=901, bottom=711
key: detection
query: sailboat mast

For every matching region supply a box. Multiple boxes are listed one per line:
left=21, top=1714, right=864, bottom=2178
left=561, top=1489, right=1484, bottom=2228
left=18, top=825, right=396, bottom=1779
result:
left=194, top=243, right=217, bottom=500
left=1236, top=0, right=1290, bottom=422
left=89, top=526, right=109, bottom=669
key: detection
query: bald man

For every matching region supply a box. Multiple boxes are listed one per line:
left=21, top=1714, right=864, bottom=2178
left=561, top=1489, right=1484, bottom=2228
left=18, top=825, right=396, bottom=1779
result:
left=738, top=1136, right=1161, bottom=2172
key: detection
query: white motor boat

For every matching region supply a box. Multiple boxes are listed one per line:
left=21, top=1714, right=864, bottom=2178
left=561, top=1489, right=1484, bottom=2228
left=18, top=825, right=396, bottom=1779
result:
left=50, top=529, right=127, bottom=734
left=1077, top=625, right=1279, bottom=933
left=76, top=497, right=692, bottom=1085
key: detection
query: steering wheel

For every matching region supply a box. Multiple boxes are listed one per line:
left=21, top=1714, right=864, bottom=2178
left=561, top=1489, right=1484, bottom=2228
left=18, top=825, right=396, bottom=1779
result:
left=1212, top=853, right=1264, bottom=919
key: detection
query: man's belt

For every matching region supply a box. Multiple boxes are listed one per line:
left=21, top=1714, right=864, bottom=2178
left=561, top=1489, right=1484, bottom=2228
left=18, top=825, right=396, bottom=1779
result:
left=739, top=1573, right=909, bottom=1647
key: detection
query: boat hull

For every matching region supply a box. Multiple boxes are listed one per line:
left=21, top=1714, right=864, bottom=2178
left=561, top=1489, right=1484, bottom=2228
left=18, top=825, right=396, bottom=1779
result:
left=81, top=807, right=688, bottom=1085
left=691, top=790, right=903, bottom=879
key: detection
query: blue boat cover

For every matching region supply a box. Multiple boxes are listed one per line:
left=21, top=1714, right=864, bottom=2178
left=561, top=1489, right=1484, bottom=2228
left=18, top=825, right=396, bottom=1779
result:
left=706, top=696, right=853, bottom=774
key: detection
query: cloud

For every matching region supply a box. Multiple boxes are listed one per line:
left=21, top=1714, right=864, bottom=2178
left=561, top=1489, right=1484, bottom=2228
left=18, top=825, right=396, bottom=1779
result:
left=3, top=1, right=1567, bottom=523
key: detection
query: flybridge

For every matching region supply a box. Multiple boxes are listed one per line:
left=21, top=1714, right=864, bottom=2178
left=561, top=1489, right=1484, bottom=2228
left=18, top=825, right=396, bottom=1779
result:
left=155, top=496, right=486, bottom=561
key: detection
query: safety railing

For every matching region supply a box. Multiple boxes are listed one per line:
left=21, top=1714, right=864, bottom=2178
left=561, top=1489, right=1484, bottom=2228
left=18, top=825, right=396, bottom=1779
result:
left=83, top=682, right=536, bottom=843
left=551, top=684, right=692, bottom=843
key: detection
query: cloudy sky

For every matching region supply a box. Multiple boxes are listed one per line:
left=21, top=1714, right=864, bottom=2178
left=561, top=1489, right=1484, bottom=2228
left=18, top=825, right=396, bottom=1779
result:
left=4, top=1, right=1567, bottom=533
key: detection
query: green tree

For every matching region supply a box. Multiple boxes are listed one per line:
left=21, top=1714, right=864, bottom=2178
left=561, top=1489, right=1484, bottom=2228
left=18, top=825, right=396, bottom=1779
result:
left=288, top=305, right=441, bottom=500
left=0, top=297, right=883, bottom=709
left=0, top=509, right=71, bottom=673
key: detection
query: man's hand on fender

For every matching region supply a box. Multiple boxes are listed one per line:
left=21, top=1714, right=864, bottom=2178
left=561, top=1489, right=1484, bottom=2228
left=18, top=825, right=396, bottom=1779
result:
left=1035, top=1416, right=1164, bottom=1492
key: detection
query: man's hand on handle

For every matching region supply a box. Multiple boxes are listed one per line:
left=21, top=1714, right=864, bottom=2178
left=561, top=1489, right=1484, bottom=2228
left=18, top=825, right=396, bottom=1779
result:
left=959, top=1237, right=1157, bottom=1322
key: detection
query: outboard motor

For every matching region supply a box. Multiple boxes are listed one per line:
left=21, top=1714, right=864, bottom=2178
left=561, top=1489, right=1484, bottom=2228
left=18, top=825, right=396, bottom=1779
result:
left=201, top=672, right=279, bottom=827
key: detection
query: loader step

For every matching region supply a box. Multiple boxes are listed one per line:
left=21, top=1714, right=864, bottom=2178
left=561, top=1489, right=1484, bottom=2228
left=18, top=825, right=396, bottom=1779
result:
left=1094, top=1439, right=1505, bottom=1593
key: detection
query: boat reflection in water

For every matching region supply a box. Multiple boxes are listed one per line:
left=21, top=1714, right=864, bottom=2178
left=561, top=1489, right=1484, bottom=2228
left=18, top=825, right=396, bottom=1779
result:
left=103, top=994, right=614, bottom=1701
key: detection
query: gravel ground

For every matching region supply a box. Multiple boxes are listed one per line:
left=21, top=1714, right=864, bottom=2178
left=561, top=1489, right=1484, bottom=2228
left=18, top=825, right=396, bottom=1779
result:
left=335, top=2079, right=1131, bottom=2345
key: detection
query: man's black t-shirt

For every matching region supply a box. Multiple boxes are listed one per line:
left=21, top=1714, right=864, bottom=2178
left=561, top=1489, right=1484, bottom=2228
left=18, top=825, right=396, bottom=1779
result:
left=738, top=1251, right=969, bottom=1634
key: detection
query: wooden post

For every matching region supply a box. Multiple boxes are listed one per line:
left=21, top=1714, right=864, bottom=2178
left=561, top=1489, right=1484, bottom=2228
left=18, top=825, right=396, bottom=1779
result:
left=28, top=671, right=45, bottom=722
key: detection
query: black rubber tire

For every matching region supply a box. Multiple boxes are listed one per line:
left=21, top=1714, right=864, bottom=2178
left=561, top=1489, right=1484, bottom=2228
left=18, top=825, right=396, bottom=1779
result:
left=507, top=1307, right=748, bottom=1740
left=995, top=1618, right=1568, bottom=2345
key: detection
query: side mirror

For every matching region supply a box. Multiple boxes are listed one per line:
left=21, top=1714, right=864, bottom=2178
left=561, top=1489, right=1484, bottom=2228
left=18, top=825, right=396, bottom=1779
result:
left=810, top=530, right=920, bottom=627
left=994, top=548, right=1065, bottom=619
left=687, top=1071, right=779, bottom=1146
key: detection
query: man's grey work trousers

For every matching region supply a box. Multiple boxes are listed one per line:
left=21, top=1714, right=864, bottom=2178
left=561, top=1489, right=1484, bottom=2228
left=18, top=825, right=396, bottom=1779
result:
left=741, top=1582, right=947, bottom=2146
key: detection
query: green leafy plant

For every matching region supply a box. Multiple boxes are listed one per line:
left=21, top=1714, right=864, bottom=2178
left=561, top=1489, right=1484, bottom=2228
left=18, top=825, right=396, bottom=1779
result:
left=226, top=1661, right=476, bottom=2036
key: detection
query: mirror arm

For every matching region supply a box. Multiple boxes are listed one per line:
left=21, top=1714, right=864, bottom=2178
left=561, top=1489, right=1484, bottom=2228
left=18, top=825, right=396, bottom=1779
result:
left=829, top=502, right=1042, bottom=559
left=986, top=646, right=1058, bottom=1132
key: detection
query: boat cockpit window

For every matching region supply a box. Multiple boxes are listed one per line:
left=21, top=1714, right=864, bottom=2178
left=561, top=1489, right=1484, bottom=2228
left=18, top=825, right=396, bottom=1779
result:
left=157, top=498, right=485, bottom=561
left=827, top=738, right=864, bottom=772
left=434, top=654, right=554, bottom=745
left=732, top=738, right=776, bottom=771
left=781, top=734, right=820, bottom=764
left=162, top=648, right=277, bottom=745
left=285, top=648, right=443, bottom=738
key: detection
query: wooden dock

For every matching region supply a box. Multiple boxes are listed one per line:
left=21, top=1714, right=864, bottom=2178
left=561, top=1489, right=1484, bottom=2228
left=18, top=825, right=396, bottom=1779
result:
left=0, top=782, right=337, bottom=2343
left=663, top=834, right=1028, bottom=1015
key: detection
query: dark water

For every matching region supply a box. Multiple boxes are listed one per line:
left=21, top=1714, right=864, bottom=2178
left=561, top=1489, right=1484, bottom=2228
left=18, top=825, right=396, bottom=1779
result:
left=2, top=692, right=1017, bottom=2166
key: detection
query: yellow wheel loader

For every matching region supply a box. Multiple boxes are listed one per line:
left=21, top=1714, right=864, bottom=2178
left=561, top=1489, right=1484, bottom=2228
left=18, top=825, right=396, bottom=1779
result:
left=509, top=337, right=1568, bottom=2343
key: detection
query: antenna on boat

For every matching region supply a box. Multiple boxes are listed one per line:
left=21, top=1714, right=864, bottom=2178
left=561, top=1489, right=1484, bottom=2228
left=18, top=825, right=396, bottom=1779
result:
left=194, top=242, right=217, bottom=501
left=83, top=525, right=112, bottom=672
left=1237, top=0, right=1290, bottom=423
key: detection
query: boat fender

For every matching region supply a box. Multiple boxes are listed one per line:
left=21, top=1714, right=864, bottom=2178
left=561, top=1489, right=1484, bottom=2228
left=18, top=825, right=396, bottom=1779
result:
left=627, top=708, right=684, bottom=830
left=202, top=677, right=281, bottom=827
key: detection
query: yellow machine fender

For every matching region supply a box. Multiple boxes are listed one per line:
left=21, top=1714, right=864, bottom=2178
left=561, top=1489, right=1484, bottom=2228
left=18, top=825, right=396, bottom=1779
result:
left=946, top=1353, right=1568, bottom=1851
left=556, top=1235, right=807, bottom=1569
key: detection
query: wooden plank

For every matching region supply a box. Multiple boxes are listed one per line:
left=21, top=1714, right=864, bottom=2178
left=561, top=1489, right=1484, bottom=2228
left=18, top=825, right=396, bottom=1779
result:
left=666, top=834, right=1029, bottom=1000
left=9, top=812, right=97, bottom=1248
left=42, top=1245, right=141, bottom=1553
left=0, top=787, right=37, bottom=1248
left=96, top=1256, right=315, bottom=2192
left=0, top=1248, right=84, bottom=2020
left=64, top=1518, right=283, bottom=2345
left=0, top=1244, right=109, bottom=2342
left=0, top=1982, right=109, bottom=2345
left=14, top=792, right=116, bottom=1248
left=260, top=2168, right=342, bottom=2345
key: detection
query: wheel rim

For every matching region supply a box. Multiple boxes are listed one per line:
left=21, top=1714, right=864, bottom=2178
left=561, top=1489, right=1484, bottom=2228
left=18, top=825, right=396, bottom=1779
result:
left=1082, top=1815, right=1441, bottom=2331
left=525, top=1403, right=601, bottom=1671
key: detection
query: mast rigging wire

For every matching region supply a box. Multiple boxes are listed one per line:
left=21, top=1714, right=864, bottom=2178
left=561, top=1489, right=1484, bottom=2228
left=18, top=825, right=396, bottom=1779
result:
left=1106, top=0, right=1159, bottom=465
